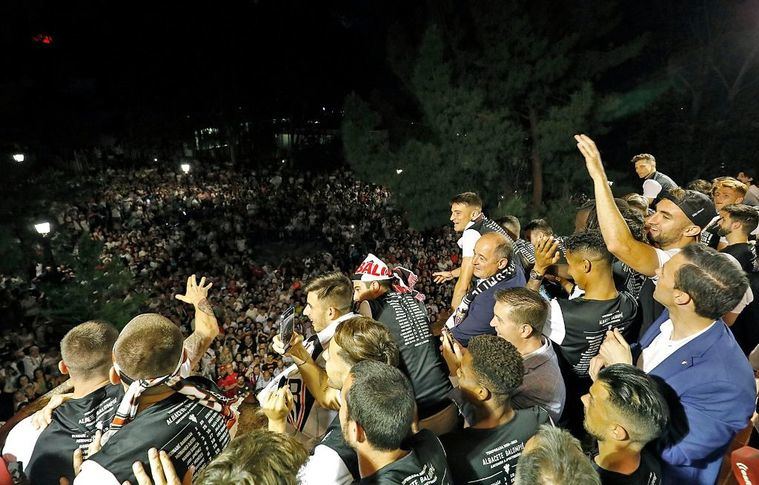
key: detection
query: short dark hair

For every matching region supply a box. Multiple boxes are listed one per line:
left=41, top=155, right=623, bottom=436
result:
left=524, top=219, right=553, bottom=236
left=563, top=230, right=612, bottom=263
left=515, top=425, right=600, bottom=485
left=450, top=192, right=482, bottom=208
left=687, top=179, right=713, bottom=196
left=494, top=287, right=548, bottom=335
left=114, top=313, right=184, bottom=380
left=304, top=272, right=353, bottom=312
left=631, top=153, right=655, bottom=165
left=584, top=199, right=647, bottom=242
left=675, top=244, right=748, bottom=319
left=597, top=364, right=669, bottom=445
left=345, top=360, right=414, bottom=451
left=332, top=316, right=399, bottom=368
left=60, top=320, right=119, bottom=376
left=722, top=204, right=759, bottom=235
left=495, top=215, right=521, bottom=241
left=194, top=429, right=308, bottom=485
left=468, top=335, right=523, bottom=405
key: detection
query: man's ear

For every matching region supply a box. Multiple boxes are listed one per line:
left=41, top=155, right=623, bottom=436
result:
left=683, top=225, right=701, bottom=238
left=58, top=360, right=69, bottom=376
left=583, top=259, right=592, bottom=273
left=477, top=385, right=491, bottom=402
left=520, top=324, right=535, bottom=339
left=109, top=366, right=121, bottom=385
left=353, top=421, right=366, bottom=444
left=611, top=424, right=630, bottom=442
left=497, top=258, right=509, bottom=270
left=673, top=289, right=692, bottom=307
left=470, top=209, right=481, bottom=221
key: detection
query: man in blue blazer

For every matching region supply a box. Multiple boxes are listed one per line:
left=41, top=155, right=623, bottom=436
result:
left=594, top=244, right=755, bottom=485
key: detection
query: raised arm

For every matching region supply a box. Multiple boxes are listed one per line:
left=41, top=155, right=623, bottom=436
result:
left=575, top=135, right=661, bottom=277
left=272, top=334, right=341, bottom=410
left=175, top=275, right=220, bottom=372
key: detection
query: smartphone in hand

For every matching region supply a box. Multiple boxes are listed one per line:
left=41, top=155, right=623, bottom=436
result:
left=278, top=306, right=296, bottom=351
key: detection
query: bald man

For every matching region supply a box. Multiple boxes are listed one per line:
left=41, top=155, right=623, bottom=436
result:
left=449, top=232, right=527, bottom=346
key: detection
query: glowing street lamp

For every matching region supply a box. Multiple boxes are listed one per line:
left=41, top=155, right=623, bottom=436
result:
left=396, top=169, right=404, bottom=175
left=12, top=153, right=25, bottom=163
left=180, top=163, right=191, bottom=174
left=34, top=222, right=51, bottom=236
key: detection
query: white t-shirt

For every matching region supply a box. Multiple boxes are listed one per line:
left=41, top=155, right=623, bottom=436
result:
left=299, top=444, right=354, bottom=485
left=2, top=416, right=43, bottom=469
left=457, top=221, right=481, bottom=258
left=637, top=319, right=716, bottom=373
left=642, top=179, right=663, bottom=199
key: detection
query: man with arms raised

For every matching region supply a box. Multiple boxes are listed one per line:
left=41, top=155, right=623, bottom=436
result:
left=3, top=275, right=219, bottom=484
left=582, top=364, right=668, bottom=485
left=265, top=272, right=356, bottom=447
left=340, top=360, right=452, bottom=484
left=75, top=309, right=235, bottom=484
left=272, top=316, right=399, bottom=484
left=576, top=134, right=719, bottom=337
left=353, top=254, right=455, bottom=434
left=528, top=230, right=637, bottom=434
left=439, top=335, right=550, bottom=485
left=595, top=244, right=754, bottom=484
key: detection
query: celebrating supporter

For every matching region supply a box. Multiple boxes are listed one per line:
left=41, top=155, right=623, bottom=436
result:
left=353, top=254, right=456, bottom=435
left=582, top=364, right=668, bottom=485
left=74, top=312, right=235, bottom=484
left=339, top=360, right=452, bottom=484
left=594, top=244, right=754, bottom=484
left=576, top=134, right=721, bottom=337
left=529, top=230, right=638, bottom=435
left=447, top=232, right=526, bottom=346
left=271, top=316, right=399, bottom=484
left=718, top=204, right=759, bottom=272
left=631, top=153, right=677, bottom=203
left=514, top=424, right=601, bottom=485
left=439, top=335, right=550, bottom=485
left=488, top=288, right=565, bottom=422
left=434, top=192, right=531, bottom=310
left=701, top=177, right=748, bottom=248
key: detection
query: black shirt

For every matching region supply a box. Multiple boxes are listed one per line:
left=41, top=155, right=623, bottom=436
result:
left=26, top=384, right=124, bottom=484
left=593, top=448, right=662, bottom=485
left=721, top=243, right=756, bottom=273
left=319, top=414, right=359, bottom=481
left=440, top=406, right=550, bottom=485
left=368, top=292, right=453, bottom=415
left=360, top=429, right=452, bottom=485
left=551, top=292, right=638, bottom=377
left=90, top=377, right=231, bottom=483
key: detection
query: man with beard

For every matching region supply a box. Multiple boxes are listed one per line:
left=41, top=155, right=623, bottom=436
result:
left=718, top=204, right=758, bottom=272
left=575, top=134, right=722, bottom=337
left=582, top=364, right=668, bottom=485
left=353, top=254, right=456, bottom=435
left=701, top=177, right=748, bottom=248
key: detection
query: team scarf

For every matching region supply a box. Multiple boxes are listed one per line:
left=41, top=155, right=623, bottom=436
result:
left=446, top=259, right=518, bottom=328
left=391, top=267, right=426, bottom=302
left=102, top=354, right=236, bottom=444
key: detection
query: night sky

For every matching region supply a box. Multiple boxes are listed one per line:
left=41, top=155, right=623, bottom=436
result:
left=1, top=1, right=757, bottom=151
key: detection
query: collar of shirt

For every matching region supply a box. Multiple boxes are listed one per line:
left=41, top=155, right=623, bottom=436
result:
left=522, top=337, right=553, bottom=371
left=315, top=312, right=357, bottom=347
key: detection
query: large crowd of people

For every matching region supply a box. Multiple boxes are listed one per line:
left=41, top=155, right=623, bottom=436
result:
left=1, top=134, right=759, bottom=485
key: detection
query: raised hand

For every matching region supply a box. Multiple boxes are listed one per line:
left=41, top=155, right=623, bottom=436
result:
left=262, top=387, right=294, bottom=433
left=574, top=134, right=607, bottom=181
left=175, top=275, right=213, bottom=308
left=533, top=236, right=561, bottom=275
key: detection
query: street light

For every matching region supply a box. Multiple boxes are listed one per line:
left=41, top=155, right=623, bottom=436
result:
left=180, top=163, right=191, bottom=174
left=396, top=169, right=403, bottom=175
left=34, top=222, right=51, bottom=236
left=12, top=153, right=24, bottom=163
